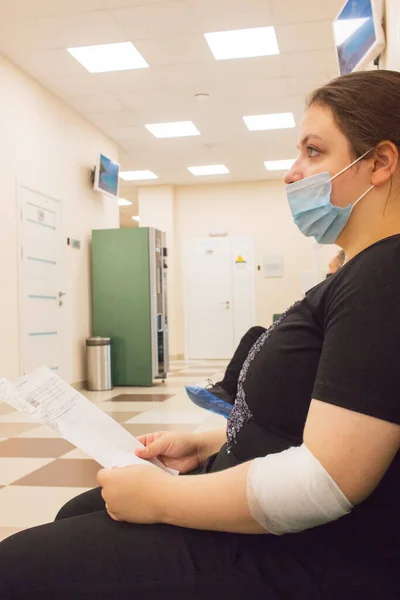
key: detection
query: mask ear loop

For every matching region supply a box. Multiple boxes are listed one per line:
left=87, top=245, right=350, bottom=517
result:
left=350, top=184, right=375, bottom=212
left=331, top=148, right=374, bottom=182
left=331, top=147, right=375, bottom=211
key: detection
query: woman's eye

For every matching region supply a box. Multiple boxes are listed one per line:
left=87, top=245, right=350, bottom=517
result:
left=307, top=146, right=321, bottom=157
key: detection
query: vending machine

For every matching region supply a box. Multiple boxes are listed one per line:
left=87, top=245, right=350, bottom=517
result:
left=92, top=227, right=169, bottom=386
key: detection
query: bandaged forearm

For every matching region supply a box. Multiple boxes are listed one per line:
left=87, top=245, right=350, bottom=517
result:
left=247, top=444, right=353, bottom=535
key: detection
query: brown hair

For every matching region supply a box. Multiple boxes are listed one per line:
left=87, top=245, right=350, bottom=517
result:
left=307, top=70, right=400, bottom=162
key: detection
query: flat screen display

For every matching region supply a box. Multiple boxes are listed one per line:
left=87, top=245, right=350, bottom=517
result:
left=94, top=154, right=120, bottom=199
left=333, top=0, right=384, bottom=75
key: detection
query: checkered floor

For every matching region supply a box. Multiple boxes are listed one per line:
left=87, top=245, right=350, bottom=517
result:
left=0, top=360, right=228, bottom=541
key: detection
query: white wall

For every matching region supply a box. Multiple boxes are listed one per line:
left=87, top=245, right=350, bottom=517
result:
left=382, top=0, right=400, bottom=70
left=119, top=186, right=139, bottom=229
left=0, top=55, right=119, bottom=383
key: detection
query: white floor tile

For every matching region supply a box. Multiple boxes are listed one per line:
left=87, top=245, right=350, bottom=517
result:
left=163, top=397, right=206, bottom=412
left=0, top=412, right=39, bottom=424
left=0, top=486, right=92, bottom=528
left=193, top=412, right=226, bottom=433
left=102, top=402, right=171, bottom=412
left=0, top=457, right=53, bottom=486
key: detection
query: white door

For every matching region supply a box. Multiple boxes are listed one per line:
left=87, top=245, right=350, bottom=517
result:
left=183, top=237, right=255, bottom=359
left=18, top=186, right=65, bottom=377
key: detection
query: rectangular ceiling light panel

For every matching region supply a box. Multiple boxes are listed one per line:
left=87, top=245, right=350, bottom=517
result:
left=120, top=170, right=158, bottom=181
left=145, top=121, right=200, bottom=138
left=205, top=26, right=279, bottom=60
left=244, top=112, right=295, bottom=131
left=264, top=159, right=295, bottom=171
left=188, top=165, right=229, bottom=175
left=67, top=42, right=148, bottom=73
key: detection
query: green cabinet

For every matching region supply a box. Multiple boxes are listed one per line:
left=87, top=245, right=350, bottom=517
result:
left=92, top=228, right=169, bottom=386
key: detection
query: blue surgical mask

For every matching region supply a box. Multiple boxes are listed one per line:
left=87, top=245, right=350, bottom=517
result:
left=286, top=149, right=374, bottom=244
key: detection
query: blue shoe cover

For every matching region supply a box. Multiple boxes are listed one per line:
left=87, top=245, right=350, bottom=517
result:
left=185, top=386, right=232, bottom=418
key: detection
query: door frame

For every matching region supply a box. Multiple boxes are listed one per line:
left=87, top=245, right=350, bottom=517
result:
left=17, top=183, right=65, bottom=377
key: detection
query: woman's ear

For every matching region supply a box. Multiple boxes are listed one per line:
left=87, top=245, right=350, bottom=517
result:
left=371, top=141, right=399, bottom=186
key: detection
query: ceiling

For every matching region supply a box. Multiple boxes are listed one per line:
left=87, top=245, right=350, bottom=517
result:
left=0, top=0, right=344, bottom=216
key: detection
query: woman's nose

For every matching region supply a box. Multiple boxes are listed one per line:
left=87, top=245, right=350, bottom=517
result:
left=284, top=167, right=303, bottom=185
left=283, top=156, right=304, bottom=184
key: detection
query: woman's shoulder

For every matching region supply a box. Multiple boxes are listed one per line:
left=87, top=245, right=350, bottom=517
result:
left=343, top=233, right=400, bottom=274
left=305, top=234, right=400, bottom=318
left=333, top=234, right=400, bottom=294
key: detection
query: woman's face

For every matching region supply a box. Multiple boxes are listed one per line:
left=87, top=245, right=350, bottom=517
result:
left=284, top=103, right=372, bottom=209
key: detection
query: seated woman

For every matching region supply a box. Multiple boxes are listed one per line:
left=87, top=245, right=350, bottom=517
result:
left=1, top=70, right=400, bottom=599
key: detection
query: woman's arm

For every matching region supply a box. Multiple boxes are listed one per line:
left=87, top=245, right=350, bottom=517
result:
left=99, top=400, right=400, bottom=533
left=161, top=461, right=265, bottom=533
left=161, top=399, right=400, bottom=531
left=98, top=458, right=265, bottom=533
left=304, top=399, right=400, bottom=505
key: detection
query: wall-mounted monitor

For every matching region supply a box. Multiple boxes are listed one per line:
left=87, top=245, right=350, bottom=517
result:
left=93, top=154, right=120, bottom=199
left=333, top=0, right=385, bottom=76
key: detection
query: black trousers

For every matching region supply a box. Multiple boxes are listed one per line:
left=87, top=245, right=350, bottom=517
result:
left=219, top=326, right=266, bottom=396
left=0, top=487, right=328, bottom=600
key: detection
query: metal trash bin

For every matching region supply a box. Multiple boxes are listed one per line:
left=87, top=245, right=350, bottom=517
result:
left=86, top=337, right=112, bottom=391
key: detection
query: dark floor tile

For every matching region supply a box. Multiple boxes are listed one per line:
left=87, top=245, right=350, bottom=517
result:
left=0, top=438, right=75, bottom=458
left=111, top=394, right=174, bottom=403
left=13, top=459, right=102, bottom=488
left=123, top=423, right=196, bottom=437
left=168, top=372, right=218, bottom=378
left=105, top=411, right=140, bottom=423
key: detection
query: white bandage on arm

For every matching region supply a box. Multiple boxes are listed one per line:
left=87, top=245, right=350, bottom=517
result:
left=247, top=444, right=353, bottom=535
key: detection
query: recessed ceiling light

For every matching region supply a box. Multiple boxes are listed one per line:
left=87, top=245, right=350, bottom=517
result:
left=120, top=170, right=158, bottom=181
left=264, top=159, right=296, bottom=171
left=132, top=216, right=140, bottom=222
left=188, top=165, right=229, bottom=176
left=244, top=112, right=295, bottom=131
left=118, top=198, right=132, bottom=206
left=67, top=42, right=148, bottom=73
left=204, top=26, right=279, bottom=60
left=145, top=121, right=200, bottom=138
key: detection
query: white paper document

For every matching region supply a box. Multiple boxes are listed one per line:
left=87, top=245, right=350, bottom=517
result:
left=0, top=366, right=177, bottom=475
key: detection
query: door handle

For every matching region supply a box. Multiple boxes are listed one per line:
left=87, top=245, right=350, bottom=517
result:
left=59, top=292, right=67, bottom=297
left=220, top=301, right=230, bottom=308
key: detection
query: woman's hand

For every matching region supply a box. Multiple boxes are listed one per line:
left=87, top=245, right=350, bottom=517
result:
left=134, top=431, right=203, bottom=474
left=97, top=464, right=170, bottom=524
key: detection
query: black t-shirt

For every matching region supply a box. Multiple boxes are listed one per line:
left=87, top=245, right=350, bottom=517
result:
left=207, top=234, right=400, bottom=582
